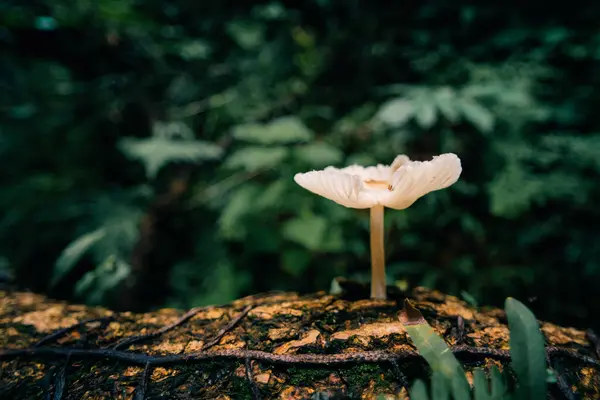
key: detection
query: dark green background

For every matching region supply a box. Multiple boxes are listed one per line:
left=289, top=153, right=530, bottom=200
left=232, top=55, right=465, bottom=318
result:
left=1, top=0, right=599, bottom=331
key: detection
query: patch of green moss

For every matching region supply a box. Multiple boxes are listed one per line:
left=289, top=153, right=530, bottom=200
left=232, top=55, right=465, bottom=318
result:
left=341, top=364, right=384, bottom=389
left=229, top=374, right=255, bottom=400
left=194, top=359, right=234, bottom=386
left=288, top=366, right=335, bottom=386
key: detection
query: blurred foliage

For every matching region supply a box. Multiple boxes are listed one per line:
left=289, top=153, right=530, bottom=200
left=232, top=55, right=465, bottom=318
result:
left=1, top=0, right=600, bottom=328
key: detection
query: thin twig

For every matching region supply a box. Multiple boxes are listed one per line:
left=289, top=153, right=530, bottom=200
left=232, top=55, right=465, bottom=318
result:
left=35, top=317, right=115, bottom=347
left=456, top=316, right=465, bottom=345
left=390, top=359, right=409, bottom=391
left=547, top=346, right=600, bottom=366
left=245, top=358, right=262, bottom=400
left=586, top=330, right=600, bottom=360
left=554, top=372, right=577, bottom=400
left=548, top=357, right=578, bottom=400
left=0, top=347, right=404, bottom=365
left=1, top=345, right=597, bottom=368
left=134, top=362, right=152, bottom=400
left=202, top=306, right=253, bottom=350
left=52, top=352, right=70, bottom=400
left=111, top=306, right=207, bottom=350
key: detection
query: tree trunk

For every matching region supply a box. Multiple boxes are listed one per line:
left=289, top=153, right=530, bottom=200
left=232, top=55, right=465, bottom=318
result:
left=1, top=279, right=599, bottom=399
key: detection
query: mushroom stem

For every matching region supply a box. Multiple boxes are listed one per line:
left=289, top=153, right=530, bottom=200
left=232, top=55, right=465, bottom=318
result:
left=369, top=204, right=386, bottom=300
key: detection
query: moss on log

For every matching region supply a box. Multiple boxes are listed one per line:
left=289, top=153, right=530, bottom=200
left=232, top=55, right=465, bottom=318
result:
left=1, top=280, right=599, bottom=399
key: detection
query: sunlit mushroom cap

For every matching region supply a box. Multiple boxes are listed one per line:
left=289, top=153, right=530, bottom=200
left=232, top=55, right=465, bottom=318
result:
left=294, top=153, right=462, bottom=210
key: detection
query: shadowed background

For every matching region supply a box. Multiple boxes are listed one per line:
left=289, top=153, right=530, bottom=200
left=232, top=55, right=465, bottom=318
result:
left=1, top=0, right=599, bottom=332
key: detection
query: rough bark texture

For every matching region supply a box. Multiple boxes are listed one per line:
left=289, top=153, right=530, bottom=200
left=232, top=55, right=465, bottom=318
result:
left=1, top=280, right=599, bottom=399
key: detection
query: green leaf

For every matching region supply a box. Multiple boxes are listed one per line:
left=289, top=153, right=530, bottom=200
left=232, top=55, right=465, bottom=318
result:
left=34, top=16, right=57, bottom=31
left=52, top=228, right=106, bottom=287
left=488, top=164, right=544, bottom=218
left=415, top=96, right=438, bottom=129
left=490, top=366, right=509, bottom=399
left=409, top=379, right=430, bottom=400
left=231, top=123, right=265, bottom=142
left=74, top=269, right=96, bottom=297
left=226, top=20, right=265, bottom=50
left=505, top=297, right=547, bottom=400
left=74, top=256, right=131, bottom=305
left=256, top=179, right=288, bottom=210
left=434, top=87, right=460, bottom=122
left=281, top=249, right=311, bottom=277
left=219, top=185, right=260, bottom=239
left=119, top=137, right=223, bottom=178
left=431, top=370, right=450, bottom=400
left=459, top=98, right=495, bottom=133
left=223, top=146, right=288, bottom=172
left=254, top=3, right=287, bottom=20
left=375, top=98, right=415, bottom=127
left=282, top=215, right=327, bottom=250
left=232, top=116, right=314, bottom=144
left=461, top=290, right=479, bottom=307
left=399, top=299, right=470, bottom=393
left=96, top=257, right=131, bottom=293
left=473, top=369, right=492, bottom=400
left=546, top=368, right=557, bottom=384
left=294, top=142, right=343, bottom=167
left=451, top=371, right=473, bottom=400
left=318, top=225, right=345, bottom=252
left=179, top=39, right=212, bottom=60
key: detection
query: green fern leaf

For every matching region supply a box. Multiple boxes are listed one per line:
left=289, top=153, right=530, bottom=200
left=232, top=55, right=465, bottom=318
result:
left=281, top=214, right=327, bottom=251
left=434, top=87, right=460, bottom=123
left=414, top=93, right=438, bottom=129
left=459, top=98, right=495, bottom=133
left=375, top=98, right=415, bottom=127
left=232, top=116, right=313, bottom=144
left=223, top=146, right=288, bottom=172
left=74, top=256, right=131, bottom=305
left=219, top=185, right=261, bottom=239
left=293, top=142, right=343, bottom=167
left=51, top=228, right=106, bottom=287
left=119, top=136, right=223, bottom=178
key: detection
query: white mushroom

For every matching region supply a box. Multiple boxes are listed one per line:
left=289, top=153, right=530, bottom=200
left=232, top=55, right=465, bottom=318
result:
left=294, top=153, right=462, bottom=300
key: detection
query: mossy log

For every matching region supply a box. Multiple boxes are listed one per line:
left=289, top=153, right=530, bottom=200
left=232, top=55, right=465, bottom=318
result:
left=1, top=280, right=599, bottom=399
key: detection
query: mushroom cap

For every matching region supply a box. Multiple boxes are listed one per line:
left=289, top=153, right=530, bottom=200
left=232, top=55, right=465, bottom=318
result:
left=293, top=153, right=462, bottom=210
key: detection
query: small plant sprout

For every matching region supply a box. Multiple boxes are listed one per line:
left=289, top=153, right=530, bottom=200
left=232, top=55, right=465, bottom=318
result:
left=294, top=153, right=462, bottom=300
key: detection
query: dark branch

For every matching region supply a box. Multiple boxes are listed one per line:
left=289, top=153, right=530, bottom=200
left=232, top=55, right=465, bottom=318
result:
left=585, top=330, right=600, bottom=360
left=51, top=352, right=70, bottom=400
left=456, top=316, right=465, bottom=345
left=133, top=362, right=151, bottom=400
left=111, top=306, right=208, bottom=350
left=245, top=358, right=262, bottom=400
left=1, top=345, right=597, bottom=368
left=202, top=305, right=253, bottom=350
left=390, top=359, right=409, bottom=390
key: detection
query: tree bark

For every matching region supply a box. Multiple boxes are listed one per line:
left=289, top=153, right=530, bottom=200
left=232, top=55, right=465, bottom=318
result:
left=1, top=280, right=599, bottom=399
